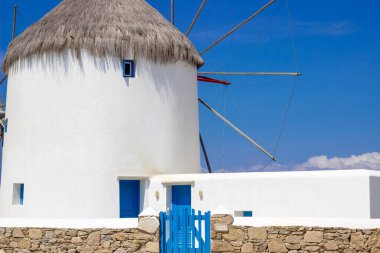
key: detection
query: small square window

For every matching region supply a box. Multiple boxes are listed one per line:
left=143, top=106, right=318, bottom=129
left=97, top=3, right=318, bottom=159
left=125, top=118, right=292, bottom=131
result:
left=12, top=183, right=24, bottom=205
left=234, top=210, right=253, bottom=217
left=4, top=118, right=8, bottom=133
left=122, top=60, right=135, bottom=78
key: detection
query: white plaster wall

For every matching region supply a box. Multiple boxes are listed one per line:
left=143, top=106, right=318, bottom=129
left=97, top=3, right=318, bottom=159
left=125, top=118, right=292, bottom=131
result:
left=0, top=50, right=200, bottom=218
left=147, top=170, right=380, bottom=219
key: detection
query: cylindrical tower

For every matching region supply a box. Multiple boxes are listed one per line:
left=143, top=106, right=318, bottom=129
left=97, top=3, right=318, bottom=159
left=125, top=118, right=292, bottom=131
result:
left=0, top=0, right=203, bottom=218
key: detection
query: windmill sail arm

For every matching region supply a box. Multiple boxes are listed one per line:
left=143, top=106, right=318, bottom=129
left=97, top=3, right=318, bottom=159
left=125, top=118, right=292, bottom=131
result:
left=0, top=75, right=7, bottom=85
left=200, top=0, right=275, bottom=55
left=198, top=97, right=276, bottom=161
left=198, top=71, right=301, bottom=76
left=199, top=133, right=212, bottom=173
left=185, top=0, right=207, bottom=36
left=197, top=75, right=230, bottom=85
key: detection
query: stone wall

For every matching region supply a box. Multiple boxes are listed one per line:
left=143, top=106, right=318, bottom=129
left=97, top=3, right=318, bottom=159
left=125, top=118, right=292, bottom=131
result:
left=2, top=215, right=380, bottom=253
left=0, top=227, right=159, bottom=253
left=0, top=227, right=160, bottom=253
left=0, top=216, right=160, bottom=253
left=211, top=215, right=380, bottom=253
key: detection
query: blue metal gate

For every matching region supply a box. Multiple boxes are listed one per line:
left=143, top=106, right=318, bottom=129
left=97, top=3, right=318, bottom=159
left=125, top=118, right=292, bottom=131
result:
left=160, top=209, right=211, bottom=253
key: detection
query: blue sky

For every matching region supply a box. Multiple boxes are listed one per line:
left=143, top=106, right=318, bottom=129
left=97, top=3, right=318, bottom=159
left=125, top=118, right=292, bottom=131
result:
left=0, top=0, right=379, bottom=172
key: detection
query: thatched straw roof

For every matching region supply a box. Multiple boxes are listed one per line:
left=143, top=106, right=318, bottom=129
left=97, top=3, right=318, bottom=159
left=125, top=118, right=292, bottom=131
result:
left=2, top=0, right=204, bottom=73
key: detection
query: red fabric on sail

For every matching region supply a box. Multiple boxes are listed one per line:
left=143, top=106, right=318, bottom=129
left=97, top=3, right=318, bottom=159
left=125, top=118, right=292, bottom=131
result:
left=197, top=75, right=230, bottom=85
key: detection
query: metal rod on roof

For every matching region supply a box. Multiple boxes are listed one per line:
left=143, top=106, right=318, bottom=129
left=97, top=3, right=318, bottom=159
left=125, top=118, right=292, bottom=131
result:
left=198, top=71, right=302, bottom=76
left=200, top=0, right=275, bottom=55
left=12, top=5, right=18, bottom=39
left=171, top=0, right=175, bottom=25
left=198, top=97, right=276, bottom=161
left=199, top=133, right=212, bottom=173
left=185, top=0, right=207, bottom=36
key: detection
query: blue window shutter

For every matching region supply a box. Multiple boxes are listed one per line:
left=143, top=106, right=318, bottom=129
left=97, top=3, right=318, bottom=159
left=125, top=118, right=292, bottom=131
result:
left=20, top=184, right=24, bottom=205
left=119, top=180, right=140, bottom=218
left=122, top=60, right=135, bottom=78
left=243, top=211, right=253, bottom=217
left=4, top=118, right=8, bottom=133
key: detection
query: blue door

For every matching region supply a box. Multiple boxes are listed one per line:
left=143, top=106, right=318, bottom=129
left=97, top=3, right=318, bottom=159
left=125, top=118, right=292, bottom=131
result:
left=172, top=185, right=191, bottom=211
left=172, top=185, right=191, bottom=249
left=119, top=180, right=140, bottom=218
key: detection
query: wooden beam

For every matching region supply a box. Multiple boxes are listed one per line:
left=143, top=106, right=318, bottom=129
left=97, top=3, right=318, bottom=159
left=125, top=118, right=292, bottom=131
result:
left=0, top=75, right=7, bottom=85
left=199, top=133, right=212, bottom=173
left=171, top=0, right=175, bottom=25
left=198, top=98, right=276, bottom=161
left=198, top=71, right=301, bottom=76
left=12, top=5, right=17, bottom=39
left=200, top=0, right=275, bottom=55
left=185, top=0, right=207, bottom=36
left=197, top=75, right=231, bottom=85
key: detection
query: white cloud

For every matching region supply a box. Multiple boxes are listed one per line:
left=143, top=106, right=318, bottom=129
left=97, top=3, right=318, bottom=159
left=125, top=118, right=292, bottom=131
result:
left=295, top=152, right=380, bottom=171
left=212, top=152, right=380, bottom=173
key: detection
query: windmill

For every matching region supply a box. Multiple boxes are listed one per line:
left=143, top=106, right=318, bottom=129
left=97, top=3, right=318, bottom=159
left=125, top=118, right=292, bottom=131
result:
left=0, top=0, right=301, bottom=173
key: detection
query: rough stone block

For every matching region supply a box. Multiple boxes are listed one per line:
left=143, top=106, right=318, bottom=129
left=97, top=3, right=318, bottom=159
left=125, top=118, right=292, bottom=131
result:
left=129, top=232, right=154, bottom=240
left=18, top=238, right=32, bottom=249
left=87, top=231, right=101, bottom=246
left=324, top=241, right=338, bottom=250
left=138, top=217, right=160, bottom=234
left=28, top=229, right=43, bottom=239
left=12, top=228, right=24, bottom=238
left=222, top=227, right=244, bottom=241
left=211, top=214, right=234, bottom=225
left=350, top=231, right=365, bottom=249
left=54, top=229, right=64, bottom=235
left=248, top=227, right=267, bottom=240
left=241, top=242, right=254, bottom=253
left=304, top=231, right=323, bottom=243
left=146, top=241, right=160, bottom=253
left=66, top=230, right=77, bottom=237
left=112, top=232, right=129, bottom=241
left=306, top=246, right=320, bottom=252
left=286, top=235, right=301, bottom=244
left=44, top=230, right=54, bottom=239
left=368, top=234, right=380, bottom=248
left=258, top=243, right=268, bottom=252
left=268, top=239, right=287, bottom=252
left=211, top=240, right=234, bottom=252
left=214, top=224, right=229, bottom=232
left=285, top=243, right=301, bottom=250
left=71, top=237, right=83, bottom=244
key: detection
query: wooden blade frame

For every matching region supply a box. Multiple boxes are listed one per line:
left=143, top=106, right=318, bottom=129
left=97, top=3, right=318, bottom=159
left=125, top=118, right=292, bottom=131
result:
left=198, top=71, right=301, bottom=76
left=200, top=0, right=275, bottom=55
left=199, top=97, right=276, bottom=161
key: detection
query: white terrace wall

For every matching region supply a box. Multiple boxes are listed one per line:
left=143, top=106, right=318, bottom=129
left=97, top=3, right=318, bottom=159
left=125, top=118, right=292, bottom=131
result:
left=147, top=170, right=380, bottom=219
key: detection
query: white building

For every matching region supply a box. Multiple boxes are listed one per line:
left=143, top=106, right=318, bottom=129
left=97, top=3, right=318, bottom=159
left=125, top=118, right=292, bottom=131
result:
left=0, top=0, right=379, bottom=220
